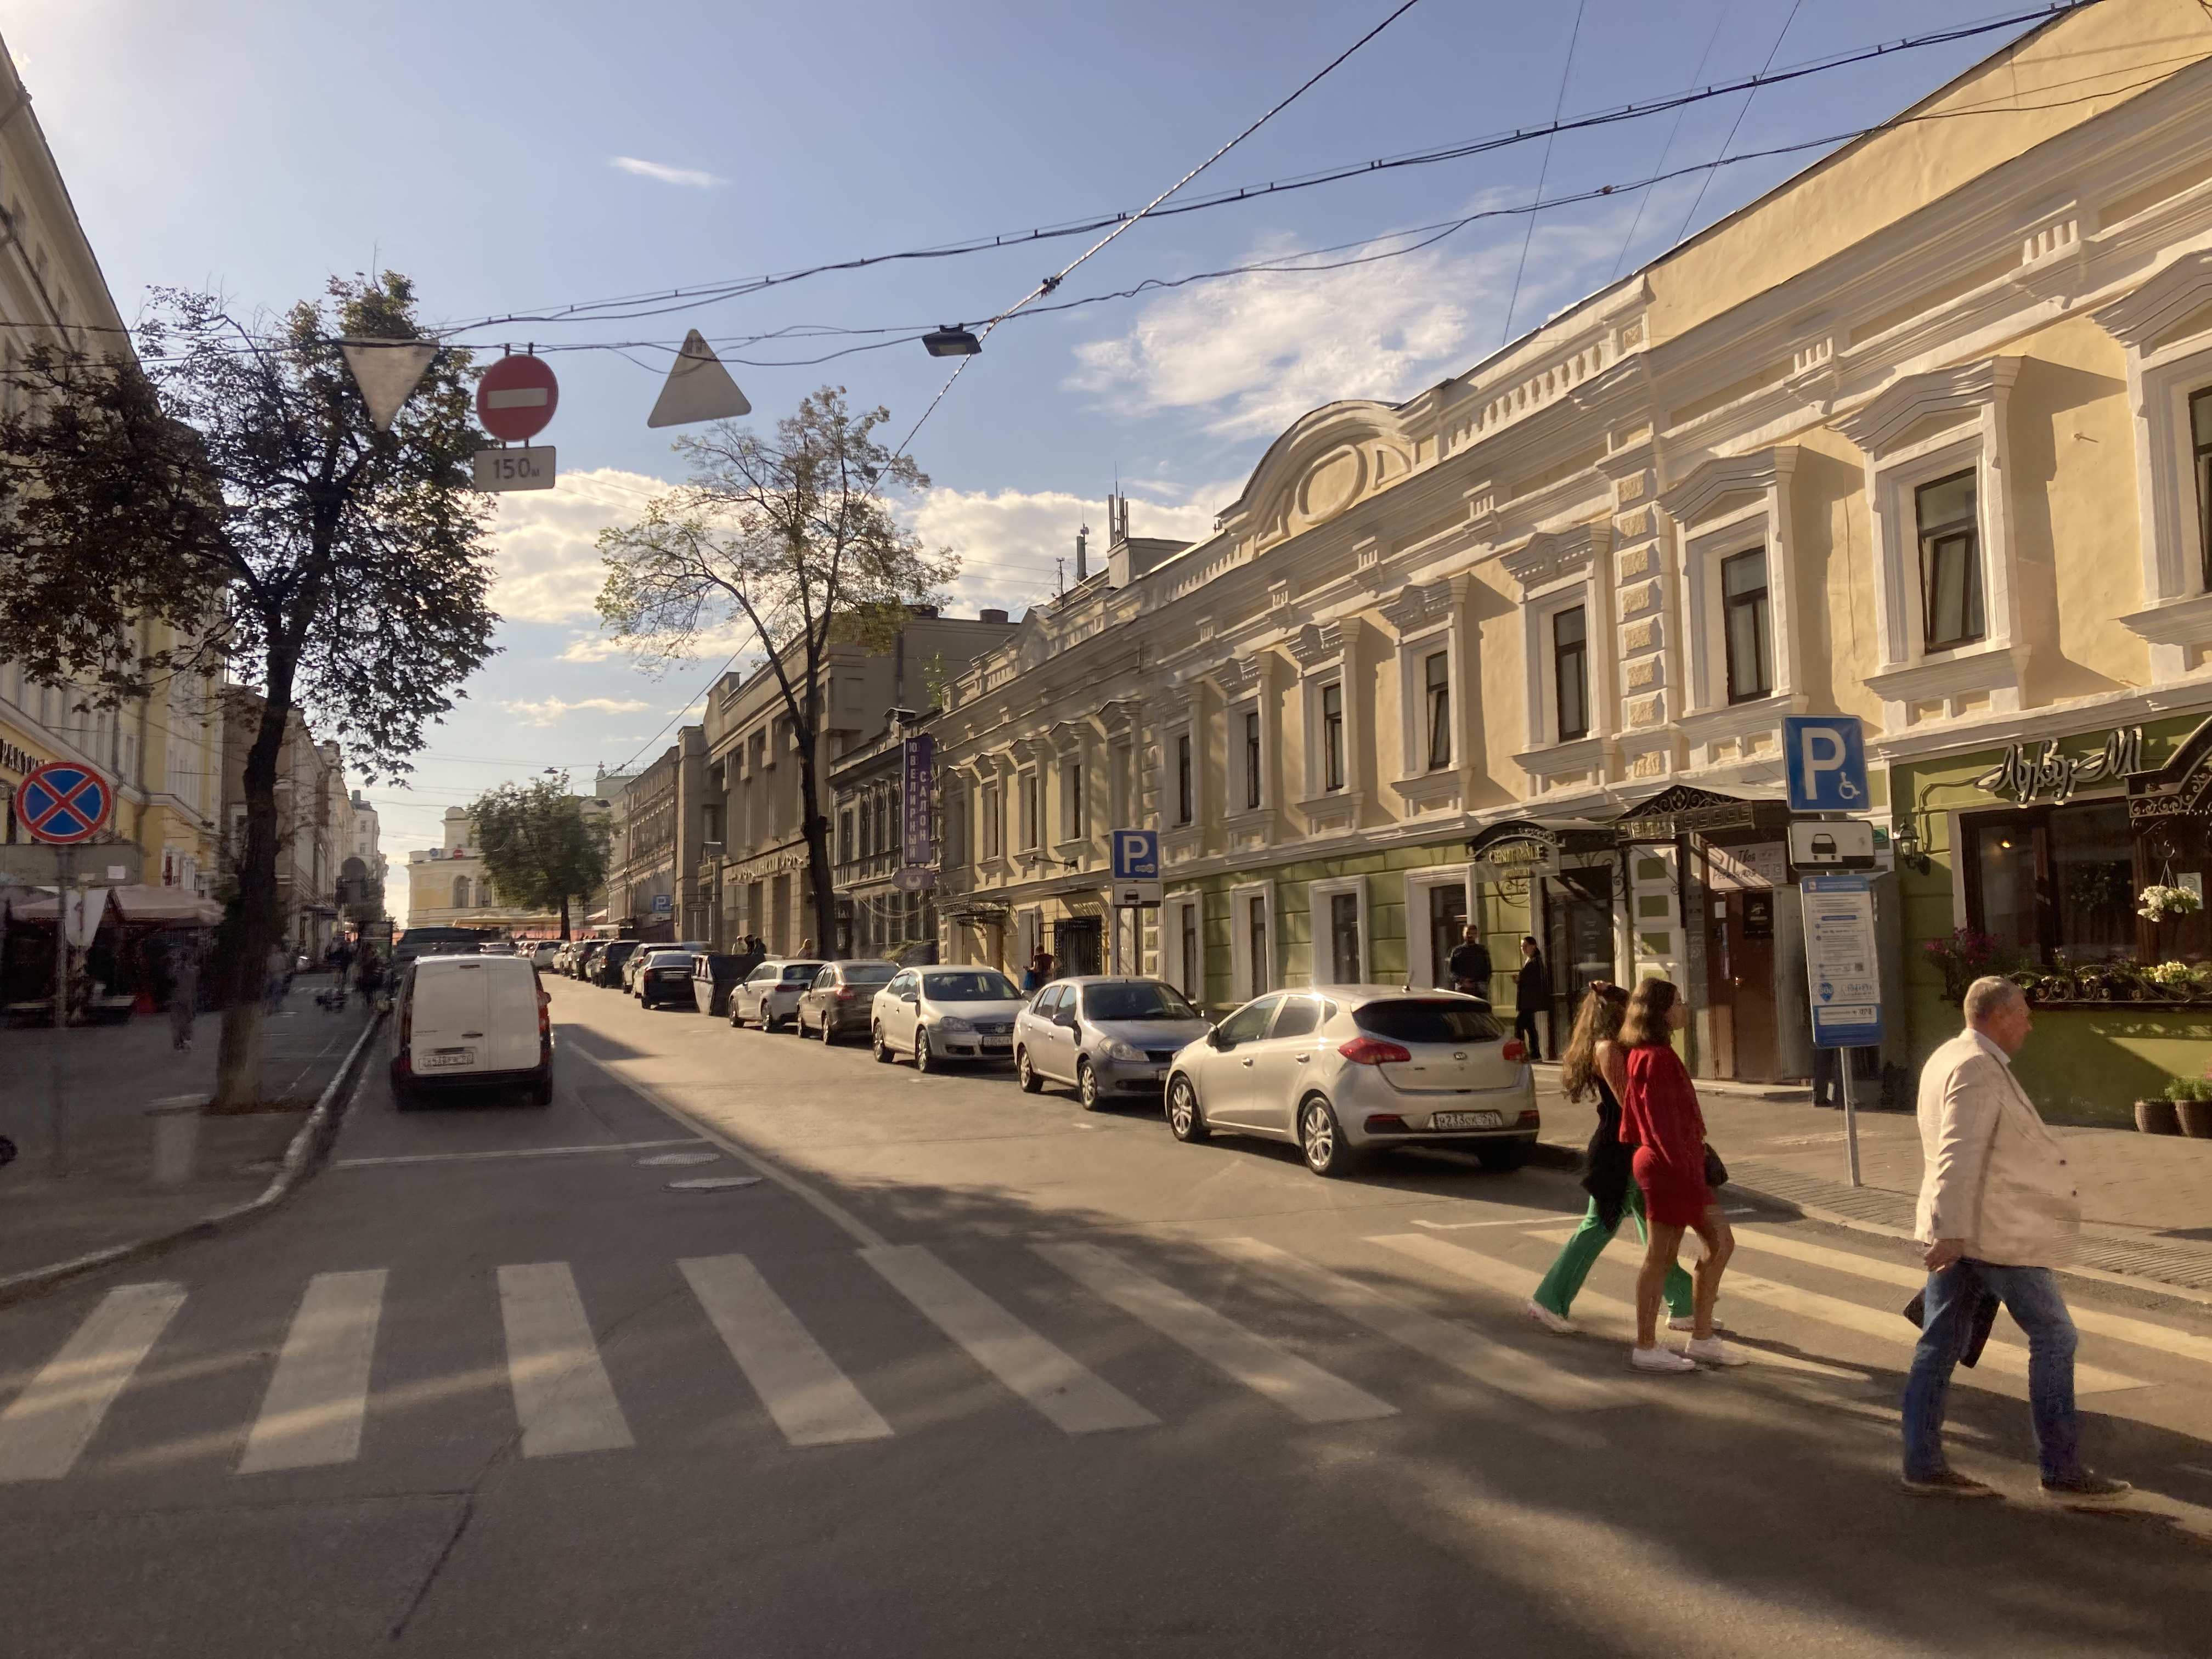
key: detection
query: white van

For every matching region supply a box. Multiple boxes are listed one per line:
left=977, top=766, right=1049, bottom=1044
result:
left=390, top=953, right=554, bottom=1106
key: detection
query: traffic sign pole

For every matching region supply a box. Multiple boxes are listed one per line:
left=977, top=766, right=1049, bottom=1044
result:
left=50, top=842, right=69, bottom=1174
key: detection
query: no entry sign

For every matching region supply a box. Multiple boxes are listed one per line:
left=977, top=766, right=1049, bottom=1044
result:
left=477, top=354, right=559, bottom=443
left=15, top=761, right=112, bottom=844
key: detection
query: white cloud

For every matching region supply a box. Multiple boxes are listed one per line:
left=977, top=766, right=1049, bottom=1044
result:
left=489, top=466, right=673, bottom=625
left=907, top=484, right=1224, bottom=620
left=610, top=155, right=726, bottom=189
left=500, top=696, right=653, bottom=726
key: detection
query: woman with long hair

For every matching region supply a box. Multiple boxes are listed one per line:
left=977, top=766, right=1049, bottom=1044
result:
left=1525, top=983, right=1694, bottom=1335
left=1617, top=977, right=1744, bottom=1373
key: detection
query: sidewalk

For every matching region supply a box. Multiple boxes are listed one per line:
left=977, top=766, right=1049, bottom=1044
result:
left=1532, top=1064, right=2212, bottom=1293
left=0, top=977, right=374, bottom=1280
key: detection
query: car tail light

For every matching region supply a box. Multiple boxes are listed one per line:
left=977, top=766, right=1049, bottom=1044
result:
left=538, top=990, right=551, bottom=1041
left=1501, top=1039, right=1526, bottom=1063
left=1338, top=1036, right=1413, bottom=1065
left=836, top=988, right=855, bottom=1002
left=1363, top=1113, right=1408, bottom=1134
left=1517, top=1108, right=1541, bottom=1127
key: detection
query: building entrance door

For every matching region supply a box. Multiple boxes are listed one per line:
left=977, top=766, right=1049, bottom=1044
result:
left=1542, top=865, right=1614, bottom=1054
left=1426, top=883, right=1468, bottom=991
left=1705, top=889, right=1779, bottom=1080
left=1054, top=916, right=1103, bottom=977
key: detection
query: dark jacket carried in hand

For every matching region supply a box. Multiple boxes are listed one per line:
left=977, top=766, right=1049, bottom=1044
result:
left=1446, top=939, right=1492, bottom=995
left=1515, top=952, right=1549, bottom=1011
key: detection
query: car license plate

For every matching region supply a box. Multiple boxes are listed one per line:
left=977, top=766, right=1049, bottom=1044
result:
left=982, top=1039, right=1012, bottom=1052
left=424, top=1049, right=476, bottom=1069
left=1432, top=1109, right=1502, bottom=1131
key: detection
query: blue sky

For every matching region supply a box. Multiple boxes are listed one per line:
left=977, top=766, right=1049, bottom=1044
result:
left=3, top=0, right=2063, bottom=913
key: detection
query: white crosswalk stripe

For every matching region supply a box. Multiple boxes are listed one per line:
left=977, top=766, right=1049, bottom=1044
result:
left=0, top=1282, right=186, bottom=1482
left=496, top=1262, right=634, bottom=1456
left=239, top=1269, right=387, bottom=1474
left=860, top=1244, right=1157, bottom=1434
left=1035, top=1242, right=1396, bottom=1425
left=680, top=1255, right=892, bottom=1446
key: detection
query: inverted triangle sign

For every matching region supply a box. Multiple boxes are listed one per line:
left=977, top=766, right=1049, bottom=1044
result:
left=648, top=329, right=751, bottom=428
left=340, top=339, right=441, bottom=432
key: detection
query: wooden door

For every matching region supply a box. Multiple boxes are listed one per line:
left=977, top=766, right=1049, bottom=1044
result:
left=1724, top=891, right=1779, bottom=1080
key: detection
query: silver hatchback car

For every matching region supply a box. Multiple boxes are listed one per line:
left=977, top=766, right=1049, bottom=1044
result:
left=1014, top=977, right=1212, bottom=1111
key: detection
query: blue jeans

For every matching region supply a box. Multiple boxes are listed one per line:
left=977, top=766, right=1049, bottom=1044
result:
left=1901, top=1260, right=2081, bottom=1483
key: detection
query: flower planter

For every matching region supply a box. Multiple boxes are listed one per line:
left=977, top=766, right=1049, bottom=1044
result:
left=2179, top=1099, right=2212, bottom=1139
left=2137, top=1099, right=2183, bottom=1135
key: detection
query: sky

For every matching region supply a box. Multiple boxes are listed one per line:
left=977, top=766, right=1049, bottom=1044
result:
left=1, top=0, right=2074, bottom=917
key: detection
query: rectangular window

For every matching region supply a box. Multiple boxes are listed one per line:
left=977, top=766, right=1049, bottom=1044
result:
left=1916, top=470, right=1984, bottom=651
left=1553, top=607, right=1589, bottom=742
left=1427, top=883, right=1468, bottom=990
left=1720, top=548, right=1772, bottom=703
left=1019, top=774, right=1039, bottom=849
left=1063, top=762, right=1082, bottom=842
left=1246, top=896, right=1269, bottom=995
left=2194, top=387, right=2212, bottom=591
left=981, top=786, right=1002, bottom=859
left=1321, top=682, right=1345, bottom=792
left=1966, top=800, right=2134, bottom=966
left=1328, top=892, right=1361, bottom=984
left=837, top=809, right=854, bottom=863
left=1179, top=903, right=1200, bottom=1001
left=1243, top=709, right=1262, bottom=810
left=1424, top=649, right=1452, bottom=770
left=1176, top=732, right=1194, bottom=825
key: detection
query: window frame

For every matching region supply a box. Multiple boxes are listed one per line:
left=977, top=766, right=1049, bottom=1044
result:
left=1915, top=468, right=1985, bottom=653
left=1017, top=770, right=1040, bottom=851
left=1960, top=797, right=2145, bottom=967
left=1551, top=606, right=1590, bottom=743
left=1319, top=680, right=1346, bottom=793
left=1307, top=875, right=1367, bottom=989
left=1423, top=648, right=1452, bottom=770
left=1229, top=880, right=1274, bottom=1002
left=2193, top=384, right=2212, bottom=594
left=1719, top=546, right=1773, bottom=704
left=1243, top=707, right=1263, bottom=811
left=1175, top=731, right=1194, bottom=826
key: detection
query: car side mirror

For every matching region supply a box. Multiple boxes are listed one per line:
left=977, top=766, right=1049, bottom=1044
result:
left=1054, top=1011, right=1078, bottom=1030
left=1207, top=1026, right=1227, bottom=1051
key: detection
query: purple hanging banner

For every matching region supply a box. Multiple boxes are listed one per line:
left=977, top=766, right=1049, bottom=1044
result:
left=901, top=734, right=936, bottom=867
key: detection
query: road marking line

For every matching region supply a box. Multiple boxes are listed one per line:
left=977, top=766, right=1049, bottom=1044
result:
left=860, top=1245, right=1155, bottom=1434
left=1517, top=1226, right=2145, bottom=1395
left=0, top=1282, right=185, bottom=1481
left=1208, top=1237, right=1624, bottom=1414
left=1365, top=1234, right=1861, bottom=1382
left=679, top=1255, right=893, bottom=1447
left=1036, top=1242, right=1396, bottom=1425
left=334, top=1138, right=704, bottom=1169
left=495, top=1263, right=635, bottom=1456
left=238, top=1270, right=387, bottom=1474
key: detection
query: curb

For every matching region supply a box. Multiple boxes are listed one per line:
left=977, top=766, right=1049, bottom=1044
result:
left=0, top=1009, right=386, bottom=1309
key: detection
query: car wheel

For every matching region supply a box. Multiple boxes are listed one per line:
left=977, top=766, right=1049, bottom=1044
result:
left=914, top=1028, right=935, bottom=1074
left=872, top=1024, right=893, bottom=1063
left=1077, top=1060, right=1105, bottom=1113
left=729, top=1000, right=744, bottom=1028
left=528, top=1073, right=555, bottom=1107
left=1300, top=1096, right=1358, bottom=1178
left=1474, top=1140, right=1533, bottom=1173
left=1166, top=1074, right=1209, bottom=1142
left=763, top=1009, right=781, bottom=1033
left=821, top=1011, right=837, bottom=1046
left=1016, top=1048, right=1042, bottom=1093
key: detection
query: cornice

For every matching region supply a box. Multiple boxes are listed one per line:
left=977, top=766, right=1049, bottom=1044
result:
left=1499, top=520, right=1612, bottom=597
left=2094, top=245, right=2212, bottom=352
left=1658, top=444, right=1799, bottom=526
left=1833, top=356, right=2018, bottom=457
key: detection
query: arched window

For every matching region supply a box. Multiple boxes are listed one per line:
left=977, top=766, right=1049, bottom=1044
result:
left=452, top=876, right=471, bottom=910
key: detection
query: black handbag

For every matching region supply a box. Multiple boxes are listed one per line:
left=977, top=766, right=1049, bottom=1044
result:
left=1702, top=1143, right=1729, bottom=1188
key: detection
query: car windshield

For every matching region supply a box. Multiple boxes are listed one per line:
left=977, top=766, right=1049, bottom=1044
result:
left=1354, top=1000, right=1505, bottom=1044
left=926, top=971, right=1019, bottom=1001
left=781, top=963, right=823, bottom=981
left=646, top=951, right=690, bottom=964
left=844, top=964, right=896, bottom=985
left=1083, top=981, right=1199, bottom=1022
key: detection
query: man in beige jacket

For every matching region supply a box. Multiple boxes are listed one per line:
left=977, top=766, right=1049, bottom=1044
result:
left=1901, top=976, right=2129, bottom=1504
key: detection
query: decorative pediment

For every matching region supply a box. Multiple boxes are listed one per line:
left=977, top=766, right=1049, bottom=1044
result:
left=1205, top=654, right=1269, bottom=698
left=1287, top=620, right=1348, bottom=671
left=1377, top=579, right=1457, bottom=636
left=2096, top=247, right=2212, bottom=355
left=1499, top=521, right=1611, bottom=597
left=1659, top=445, right=1798, bottom=527
left=1835, top=357, right=2018, bottom=458
left=1089, top=698, right=1141, bottom=741
left=1215, top=400, right=1417, bottom=548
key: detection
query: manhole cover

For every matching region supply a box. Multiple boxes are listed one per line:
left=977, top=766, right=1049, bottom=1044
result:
left=668, top=1176, right=763, bottom=1192
left=638, top=1151, right=719, bottom=1166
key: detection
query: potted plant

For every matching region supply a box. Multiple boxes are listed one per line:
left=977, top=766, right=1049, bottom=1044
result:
left=2181, top=1077, right=2212, bottom=1141
left=2141, top=1084, right=2185, bottom=1135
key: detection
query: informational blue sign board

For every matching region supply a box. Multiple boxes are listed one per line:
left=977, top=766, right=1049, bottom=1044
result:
left=1784, top=715, right=1870, bottom=813
left=651, top=894, right=673, bottom=915
left=1111, top=828, right=1159, bottom=882
left=1801, top=873, right=1883, bottom=1049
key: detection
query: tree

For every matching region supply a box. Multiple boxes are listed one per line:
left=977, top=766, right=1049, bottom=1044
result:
left=0, top=274, right=497, bottom=1105
left=596, top=386, right=956, bottom=952
left=469, top=775, right=612, bottom=941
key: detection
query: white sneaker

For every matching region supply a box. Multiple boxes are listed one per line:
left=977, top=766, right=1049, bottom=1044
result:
left=1630, top=1345, right=1697, bottom=1374
left=1524, top=1299, right=1578, bottom=1336
left=1684, top=1335, right=1750, bottom=1367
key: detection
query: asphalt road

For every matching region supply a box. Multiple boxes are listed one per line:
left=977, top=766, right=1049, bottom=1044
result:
left=7, top=974, right=2212, bottom=1658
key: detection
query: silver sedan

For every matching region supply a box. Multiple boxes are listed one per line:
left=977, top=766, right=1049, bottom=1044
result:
left=1014, top=976, right=1212, bottom=1111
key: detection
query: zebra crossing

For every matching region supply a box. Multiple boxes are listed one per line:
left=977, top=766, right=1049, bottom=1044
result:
left=0, top=1219, right=2199, bottom=1486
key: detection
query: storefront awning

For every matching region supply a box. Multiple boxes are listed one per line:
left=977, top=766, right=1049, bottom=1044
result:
left=5, top=885, right=223, bottom=926
left=1613, top=784, right=1792, bottom=843
left=1467, top=817, right=1619, bottom=879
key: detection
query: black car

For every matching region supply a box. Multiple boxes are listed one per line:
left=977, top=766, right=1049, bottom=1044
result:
left=591, top=941, right=638, bottom=986
left=636, top=948, right=699, bottom=1009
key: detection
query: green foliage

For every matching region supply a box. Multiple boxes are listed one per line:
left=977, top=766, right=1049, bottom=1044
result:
left=469, top=776, right=611, bottom=928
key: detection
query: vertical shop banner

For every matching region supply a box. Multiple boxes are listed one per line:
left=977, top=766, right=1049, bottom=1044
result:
left=1800, top=873, right=1883, bottom=1048
left=901, top=734, right=936, bottom=867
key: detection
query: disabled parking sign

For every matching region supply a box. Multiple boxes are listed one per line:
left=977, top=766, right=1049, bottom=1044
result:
left=1785, top=715, right=1869, bottom=813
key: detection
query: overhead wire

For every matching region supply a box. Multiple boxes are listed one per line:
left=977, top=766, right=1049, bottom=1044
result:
left=1610, top=2, right=1730, bottom=283
left=1673, top=0, right=1806, bottom=246
left=1500, top=1, right=1587, bottom=346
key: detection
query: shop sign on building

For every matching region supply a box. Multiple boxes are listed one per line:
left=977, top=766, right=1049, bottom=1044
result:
left=1976, top=726, right=2142, bottom=804
left=901, top=734, right=936, bottom=866
left=1471, top=828, right=1561, bottom=880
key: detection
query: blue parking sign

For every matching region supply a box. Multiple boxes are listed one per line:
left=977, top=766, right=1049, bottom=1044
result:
left=1111, top=828, right=1159, bottom=881
left=1785, top=715, right=1870, bottom=813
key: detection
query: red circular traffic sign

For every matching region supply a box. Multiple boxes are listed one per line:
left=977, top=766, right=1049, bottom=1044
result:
left=15, top=760, right=113, bottom=844
left=477, top=353, right=559, bottom=443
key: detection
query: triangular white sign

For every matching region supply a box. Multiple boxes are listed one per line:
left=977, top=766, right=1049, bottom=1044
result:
left=648, top=329, right=751, bottom=428
left=340, top=339, right=440, bottom=432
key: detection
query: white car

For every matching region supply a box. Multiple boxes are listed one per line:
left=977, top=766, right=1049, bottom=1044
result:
left=529, top=941, right=561, bottom=970
left=1163, top=986, right=1535, bottom=1177
left=729, top=958, right=827, bottom=1031
left=871, top=966, right=1025, bottom=1072
left=388, top=953, right=553, bottom=1107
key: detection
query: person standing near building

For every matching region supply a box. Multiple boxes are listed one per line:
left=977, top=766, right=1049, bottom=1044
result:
left=1513, top=935, right=1549, bottom=1060
left=264, top=943, right=291, bottom=1014
left=1901, top=977, right=2130, bottom=1505
left=167, top=947, right=201, bottom=1052
left=1447, top=926, right=1493, bottom=1001
left=1618, top=977, right=1744, bottom=1373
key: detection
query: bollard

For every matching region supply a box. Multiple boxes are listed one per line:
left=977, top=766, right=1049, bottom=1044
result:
left=146, top=1097, right=202, bottom=1187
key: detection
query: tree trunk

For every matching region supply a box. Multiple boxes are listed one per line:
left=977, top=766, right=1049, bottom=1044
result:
left=213, top=694, right=291, bottom=1108
left=558, top=893, right=571, bottom=942
left=798, top=735, right=837, bottom=957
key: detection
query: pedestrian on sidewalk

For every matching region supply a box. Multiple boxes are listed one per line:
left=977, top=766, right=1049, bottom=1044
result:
left=1619, top=977, right=1745, bottom=1373
left=1514, top=936, right=1549, bottom=1060
left=1526, top=983, right=1695, bottom=1336
left=167, top=948, right=201, bottom=1052
left=1900, top=976, right=2131, bottom=1506
left=1447, top=926, right=1493, bottom=1001
left=264, top=943, right=290, bottom=1015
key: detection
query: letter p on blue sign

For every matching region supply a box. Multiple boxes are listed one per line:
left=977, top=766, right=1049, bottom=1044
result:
left=1111, top=829, right=1160, bottom=881
left=1784, top=715, right=1870, bottom=812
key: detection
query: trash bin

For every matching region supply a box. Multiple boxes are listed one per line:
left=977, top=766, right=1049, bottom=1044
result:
left=146, top=1098, right=202, bottom=1186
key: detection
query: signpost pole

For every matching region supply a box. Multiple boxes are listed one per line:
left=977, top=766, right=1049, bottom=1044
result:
left=1840, top=1047, right=1863, bottom=1188
left=50, top=841, right=70, bottom=1176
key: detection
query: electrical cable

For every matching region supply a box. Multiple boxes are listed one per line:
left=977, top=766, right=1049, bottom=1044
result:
left=1500, top=1, right=1587, bottom=346
left=1673, top=0, right=1805, bottom=246
left=1610, top=2, right=1730, bottom=283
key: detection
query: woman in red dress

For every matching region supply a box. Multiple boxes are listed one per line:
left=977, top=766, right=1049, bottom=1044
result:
left=1618, top=977, right=1745, bottom=1373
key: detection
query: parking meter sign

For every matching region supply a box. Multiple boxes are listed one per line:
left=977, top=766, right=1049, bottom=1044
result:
left=1785, top=715, right=1870, bottom=813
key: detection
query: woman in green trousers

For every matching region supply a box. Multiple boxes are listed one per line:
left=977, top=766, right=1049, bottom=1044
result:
left=1526, top=983, right=1695, bottom=1334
